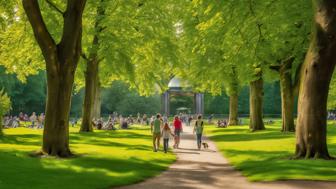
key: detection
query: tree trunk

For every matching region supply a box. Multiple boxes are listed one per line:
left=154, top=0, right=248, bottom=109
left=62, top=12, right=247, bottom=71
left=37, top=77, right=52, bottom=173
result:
left=295, top=0, right=336, bottom=159
left=80, top=60, right=98, bottom=132
left=23, top=0, right=86, bottom=157
left=228, top=93, right=239, bottom=125
left=279, top=62, right=295, bottom=132
left=43, top=66, right=75, bottom=157
left=92, top=81, right=101, bottom=119
left=80, top=0, right=104, bottom=130
left=249, top=77, right=265, bottom=131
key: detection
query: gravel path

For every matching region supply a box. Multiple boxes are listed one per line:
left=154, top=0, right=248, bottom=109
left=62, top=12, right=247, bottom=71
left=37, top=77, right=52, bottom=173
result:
left=116, top=126, right=336, bottom=189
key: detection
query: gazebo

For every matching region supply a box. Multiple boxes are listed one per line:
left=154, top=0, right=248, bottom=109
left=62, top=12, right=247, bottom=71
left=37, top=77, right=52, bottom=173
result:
left=161, top=77, right=204, bottom=116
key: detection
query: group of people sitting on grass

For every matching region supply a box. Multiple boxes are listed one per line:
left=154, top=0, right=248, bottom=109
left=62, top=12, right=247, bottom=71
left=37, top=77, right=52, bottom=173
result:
left=217, top=118, right=244, bottom=128
left=217, top=119, right=228, bottom=128
left=151, top=113, right=205, bottom=153
left=2, top=112, right=45, bottom=129
left=90, top=113, right=150, bottom=130
left=328, top=111, right=336, bottom=120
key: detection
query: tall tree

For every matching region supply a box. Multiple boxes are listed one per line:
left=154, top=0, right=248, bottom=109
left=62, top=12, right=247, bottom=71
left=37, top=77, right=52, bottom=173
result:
left=77, top=0, right=179, bottom=132
left=80, top=0, right=105, bottom=132
left=22, top=0, right=86, bottom=157
left=295, top=0, right=336, bottom=159
left=265, top=1, right=312, bottom=132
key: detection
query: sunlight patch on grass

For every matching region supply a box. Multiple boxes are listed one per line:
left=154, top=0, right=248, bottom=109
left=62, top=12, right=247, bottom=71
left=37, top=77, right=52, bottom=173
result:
left=206, top=121, right=336, bottom=181
left=0, top=125, right=175, bottom=189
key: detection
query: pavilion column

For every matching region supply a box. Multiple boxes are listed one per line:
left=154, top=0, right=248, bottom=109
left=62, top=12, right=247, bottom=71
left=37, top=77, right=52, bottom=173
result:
left=195, top=93, right=204, bottom=115
left=161, top=92, right=170, bottom=116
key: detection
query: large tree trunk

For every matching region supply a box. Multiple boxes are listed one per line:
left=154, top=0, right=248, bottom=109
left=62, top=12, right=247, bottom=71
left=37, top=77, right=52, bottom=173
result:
left=43, top=66, right=75, bottom=156
left=249, top=77, right=265, bottom=131
left=279, top=61, right=295, bottom=132
left=80, top=60, right=98, bottom=132
left=228, top=93, right=239, bottom=125
left=227, top=66, right=239, bottom=126
left=295, top=0, right=336, bottom=159
left=23, top=0, right=86, bottom=157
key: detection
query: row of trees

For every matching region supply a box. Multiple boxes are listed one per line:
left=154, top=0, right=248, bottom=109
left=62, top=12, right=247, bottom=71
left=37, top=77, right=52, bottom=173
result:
left=0, top=0, right=335, bottom=159
left=1, top=0, right=179, bottom=156
left=177, top=0, right=311, bottom=132
left=0, top=67, right=286, bottom=117
left=176, top=0, right=336, bottom=159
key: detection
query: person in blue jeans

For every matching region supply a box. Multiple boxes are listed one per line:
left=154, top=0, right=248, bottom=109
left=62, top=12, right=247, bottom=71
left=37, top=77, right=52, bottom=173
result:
left=193, top=115, right=204, bottom=150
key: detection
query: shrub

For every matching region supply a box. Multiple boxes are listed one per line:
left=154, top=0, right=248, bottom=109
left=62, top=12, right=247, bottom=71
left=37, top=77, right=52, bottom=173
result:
left=0, top=90, right=11, bottom=134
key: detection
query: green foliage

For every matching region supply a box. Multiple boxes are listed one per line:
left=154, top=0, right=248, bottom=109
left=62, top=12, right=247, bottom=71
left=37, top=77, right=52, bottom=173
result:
left=170, top=96, right=193, bottom=115
left=0, top=90, right=11, bottom=116
left=328, top=72, right=336, bottom=110
left=204, top=82, right=283, bottom=116
left=0, top=90, right=11, bottom=113
left=74, top=0, right=180, bottom=96
left=0, top=68, right=46, bottom=115
left=0, top=89, right=11, bottom=134
left=176, top=0, right=312, bottom=96
left=101, top=81, right=160, bottom=116
left=0, top=1, right=44, bottom=81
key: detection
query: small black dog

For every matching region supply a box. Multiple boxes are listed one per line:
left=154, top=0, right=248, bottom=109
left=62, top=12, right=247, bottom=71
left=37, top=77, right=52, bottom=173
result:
left=202, top=142, right=209, bottom=149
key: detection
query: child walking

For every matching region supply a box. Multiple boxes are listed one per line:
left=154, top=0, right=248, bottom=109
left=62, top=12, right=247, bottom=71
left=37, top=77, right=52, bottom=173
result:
left=162, top=123, right=175, bottom=153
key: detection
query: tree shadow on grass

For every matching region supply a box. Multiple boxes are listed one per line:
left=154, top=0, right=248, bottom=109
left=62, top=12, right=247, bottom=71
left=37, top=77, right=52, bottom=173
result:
left=0, top=133, right=41, bottom=146
left=72, top=130, right=152, bottom=140
left=0, top=149, right=172, bottom=189
left=222, top=149, right=336, bottom=181
left=209, top=131, right=294, bottom=142
left=0, top=127, right=173, bottom=189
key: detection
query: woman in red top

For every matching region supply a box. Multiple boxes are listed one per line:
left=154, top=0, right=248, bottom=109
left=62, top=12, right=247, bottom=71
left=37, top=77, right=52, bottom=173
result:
left=173, top=116, right=183, bottom=148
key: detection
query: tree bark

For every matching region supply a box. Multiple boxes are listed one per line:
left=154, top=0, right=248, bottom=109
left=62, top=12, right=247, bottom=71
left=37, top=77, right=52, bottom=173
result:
left=80, top=59, right=98, bottom=132
left=92, top=81, right=101, bottom=119
left=23, top=0, right=86, bottom=157
left=279, top=60, right=296, bottom=132
left=295, top=0, right=336, bottom=159
left=228, top=93, right=239, bottom=125
left=249, top=77, right=265, bottom=131
left=227, top=66, right=239, bottom=126
left=43, top=66, right=76, bottom=157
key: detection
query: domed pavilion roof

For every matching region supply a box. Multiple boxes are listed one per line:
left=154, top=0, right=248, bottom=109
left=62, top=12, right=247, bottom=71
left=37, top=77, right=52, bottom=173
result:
left=168, top=77, right=190, bottom=89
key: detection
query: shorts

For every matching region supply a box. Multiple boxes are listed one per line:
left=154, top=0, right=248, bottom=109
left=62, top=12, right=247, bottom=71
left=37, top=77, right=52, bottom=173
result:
left=153, top=133, right=161, bottom=138
left=174, top=129, right=181, bottom=137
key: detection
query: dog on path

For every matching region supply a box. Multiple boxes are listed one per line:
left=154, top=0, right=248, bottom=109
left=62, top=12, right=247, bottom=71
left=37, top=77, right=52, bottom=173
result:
left=202, top=142, right=209, bottom=149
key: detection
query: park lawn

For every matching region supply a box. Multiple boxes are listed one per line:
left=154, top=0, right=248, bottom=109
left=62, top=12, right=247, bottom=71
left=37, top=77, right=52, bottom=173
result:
left=0, top=125, right=175, bottom=189
left=206, top=120, right=336, bottom=182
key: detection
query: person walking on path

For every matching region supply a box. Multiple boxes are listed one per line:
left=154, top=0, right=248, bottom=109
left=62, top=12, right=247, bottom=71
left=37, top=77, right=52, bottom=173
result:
left=162, top=122, right=175, bottom=153
left=151, top=114, right=162, bottom=152
left=173, top=116, right=183, bottom=149
left=193, top=115, right=204, bottom=150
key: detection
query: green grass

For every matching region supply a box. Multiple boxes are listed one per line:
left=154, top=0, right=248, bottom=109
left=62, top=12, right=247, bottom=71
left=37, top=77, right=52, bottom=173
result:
left=206, top=120, right=336, bottom=182
left=0, top=126, right=175, bottom=189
